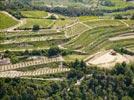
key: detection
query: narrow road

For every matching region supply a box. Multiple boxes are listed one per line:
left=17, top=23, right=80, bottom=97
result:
left=109, top=35, right=134, bottom=41
left=119, top=20, right=129, bottom=27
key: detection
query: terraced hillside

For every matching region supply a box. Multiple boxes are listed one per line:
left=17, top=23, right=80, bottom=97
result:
left=0, top=31, right=66, bottom=52
left=0, top=12, right=18, bottom=29
left=0, top=1, right=134, bottom=100
left=64, top=18, right=134, bottom=54
left=0, top=11, right=133, bottom=79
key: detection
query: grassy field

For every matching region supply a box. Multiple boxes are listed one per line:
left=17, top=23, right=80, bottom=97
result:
left=53, top=18, right=75, bottom=29
left=21, top=11, right=48, bottom=18
left=84, top=19, right=123, bottom=28
left=0, top=12, right=18, bottom=29
left=19, top=18, right=54, bottom=29
left=78, top=16, right=99, bottom=22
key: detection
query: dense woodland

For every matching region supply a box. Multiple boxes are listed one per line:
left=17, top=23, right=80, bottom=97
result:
left=0, top=61, right=134, bottom=100
left=0, top=0, right=134, bottom=17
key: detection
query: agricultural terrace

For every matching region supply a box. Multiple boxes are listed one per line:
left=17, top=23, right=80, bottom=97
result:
left=0, top=12, right=18, bottom=29
left=83, top=19, right=124, bottom=28
left=0, top=39, right=67, bottom=52
left=65, top=22, right=90, bottom=37
left=78, top=16, right=99, bottom=22
left=0, top=56, right=64, bottom=72
left=0, top=29, right=67, bottom=52
left=64, top=19, right=134, bottom=54
left=19, top=18, right=54, bottom=29
left=21, top=11, right=48, bottom=18
left=0, top=68, right=70, bottom=78
left=53, top=17, right=76, bottom=29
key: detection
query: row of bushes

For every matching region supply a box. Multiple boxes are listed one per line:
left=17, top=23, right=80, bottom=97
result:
left=114, top=14, right=134, bottom=19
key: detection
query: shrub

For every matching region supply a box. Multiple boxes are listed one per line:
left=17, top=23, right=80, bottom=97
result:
left=32, top=24, right=40, bottom=31
left=49, top=14, right=57, bottom=20
left=114, top=14, right=123, bottom=19
left=48, top=46, right=61, bottom=57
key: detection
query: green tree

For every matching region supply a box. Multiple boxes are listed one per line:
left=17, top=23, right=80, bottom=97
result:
left=48, top=46, right=61, bottom=57
left=114, top=14, right=123, bottom=19
left=122, top=96, right=132, bottom=100
left=32, top=24, right=40, bottom=31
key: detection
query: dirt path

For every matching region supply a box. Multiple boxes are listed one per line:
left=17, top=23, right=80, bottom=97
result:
left=119, top=20, right=129, bottom=27
left=21, top=77, right=65, bottom=81
left=6, top=19, right=26, bottom=32
left=109, top=35, right=134, bottom=41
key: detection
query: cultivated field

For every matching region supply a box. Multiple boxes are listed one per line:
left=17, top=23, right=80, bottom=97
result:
left=0, top=11, right=133, bottom=79
left=0, top=68, right=70, bottom=78
left=0, top=12, right=18, bottom=29
left=21, top=11, right=48, bottom=18
left=19, top=18, right=54, bottom=29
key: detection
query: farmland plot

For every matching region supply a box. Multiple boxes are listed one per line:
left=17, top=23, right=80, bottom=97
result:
left=19, top=18, right=54, bottom=29
left=65, top=23, right=89, bottom=37
left=21, top=11, right=48, bottom=18
left=0, top=12, right=18, bottom=29
left=0, top=68, right=70, bottom=78
left=0, top=56, right=64, bottom=72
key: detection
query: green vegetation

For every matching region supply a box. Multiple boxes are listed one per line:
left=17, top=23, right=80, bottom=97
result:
left=84, top=19, right=123, bottom=28
left=65, top=23, right=89, bottom=37
left=0, top=62, right=134, bottom=99
left=0, top=12, right=18, bottom=29
left=64, top=24, right=133, bottom=54
left=32, top=24, right=40, bottom=31
left=19, top=18, right=53, bottom=29
left=102, top=0, right=134, bottom=11
left=0, top=1, right=134, bottom=99
left=21, top=11, right=48, bottom=18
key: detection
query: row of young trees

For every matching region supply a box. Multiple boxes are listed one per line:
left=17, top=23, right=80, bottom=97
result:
left=0, top=61, right=134, bottom=100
